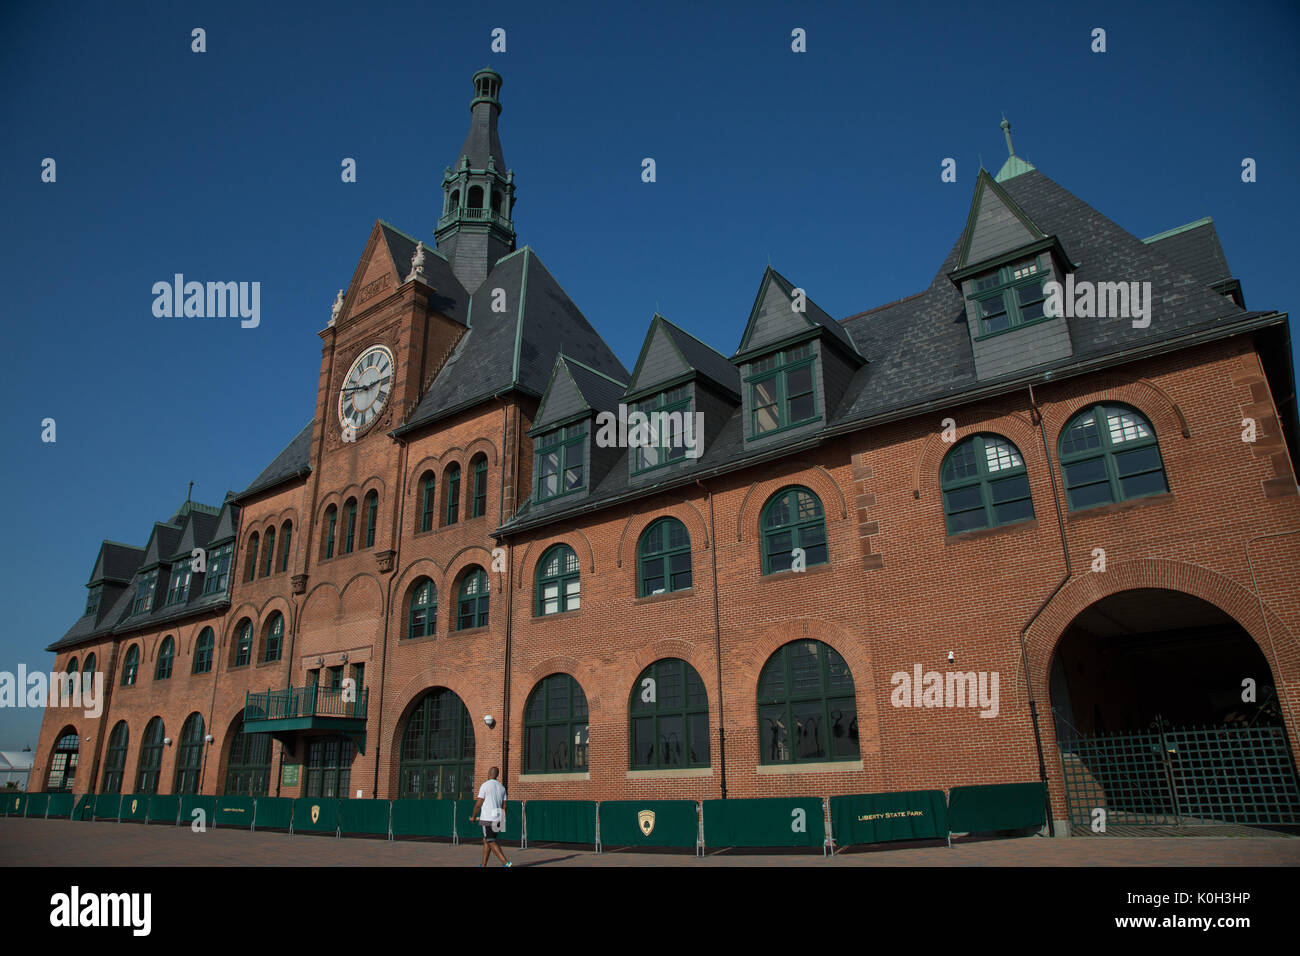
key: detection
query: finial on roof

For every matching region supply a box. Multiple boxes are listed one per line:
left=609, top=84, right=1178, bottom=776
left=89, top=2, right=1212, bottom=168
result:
left=186, top=481, right=193, bottom=503
left=406, top=241, right=428, bottom=283
left=1001, top=115, right=1015, bottom=157
left=330, top=289, right=344, bottom=326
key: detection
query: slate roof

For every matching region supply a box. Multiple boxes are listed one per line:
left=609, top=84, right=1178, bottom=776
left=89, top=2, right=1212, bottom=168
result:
left=88, top=542, right=145, bottom=586
left=499, top=167, right=1286, bottom=536
left=1143, top=218, right=1234, bottom=288
left=396, top=247, right=630, bottom=434
left=379, top=222, right=470, bottom=325
left=236, top=421, right=314, bottom=500
left=655, top=317, right=741, bottom=397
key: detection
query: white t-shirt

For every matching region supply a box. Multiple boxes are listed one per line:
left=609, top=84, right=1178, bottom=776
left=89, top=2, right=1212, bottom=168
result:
left=477, top=779, right=506, bottom=822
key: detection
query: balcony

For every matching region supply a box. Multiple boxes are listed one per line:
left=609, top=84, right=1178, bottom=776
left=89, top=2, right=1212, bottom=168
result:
left=436, top=207, right=512, bottom=231
left=243, top=684, right=369, bottom=753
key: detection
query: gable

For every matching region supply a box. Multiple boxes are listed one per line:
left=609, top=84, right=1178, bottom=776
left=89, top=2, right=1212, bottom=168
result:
left=337, top=222, right=405, bottom=326
left=626, top=318, right=691, bottom=396
left=958, top=171, right=1046, bottom=270
left=533, top=360, right=589, bottom=430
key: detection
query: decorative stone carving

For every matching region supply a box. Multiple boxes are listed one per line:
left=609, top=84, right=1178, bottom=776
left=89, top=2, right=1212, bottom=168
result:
left=376, top=550, right=396, bottom=574
left=329, top=290, right=344, bottom=326
left=291, top=574, right=308, bottom=595
left=406, top=241, right=428, bottom=283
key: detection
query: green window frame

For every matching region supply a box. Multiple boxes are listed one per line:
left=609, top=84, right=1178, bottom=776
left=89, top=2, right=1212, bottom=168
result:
left=81, top=654, right=96, bottom=696
left=1059, top=403, right=1168, bottom=511
left=399, top=688, right=476, bottom=798
left=85, top=585, right=101, bottom=617
left=155, top=637, right=174, bottom=680
left=408, top=577, right=437, bottom=638
left=632, top=385, right=691, bottom=473
left=135, top=717, right=165, bottom=794
left=940, top=434, right=1035, bottom=534
left=456, top=567, right=489, bottom=630
left=444, top=465, right=461, bottom=525
left=224, top=716, right=271, bottom=797
left=66, top=656, right=78, bottom=675
left=264, top=613, right=283, bottom=662
left=262, top=527, right=276, bottom=577
left=174, top=713, right=205, bottom=795
left=101, top=720, right=129, bottom=794
left=131, top=570, right=157, bottom=616
left=522, top=674, right=589, bottom=773
left=535, top=424, right=586, bottom=502
left=969, top=256, right=1048, bottom=336
left=166, top=562, right=191, bottom=605
left=629, top=658, right=709, bottom=769
left=305, top=737, right=354, bottom=799
left=193, top=627, right=214, bottom=674
left=536, top=544, right=580, bottom=616
left=471, top=455, right=488, bottom=518
left=637, top=517, right=692, bottom=596
left=364, top=491, right=378, bottom=548
left=279, top=522, right=292, bottom=573
left=746, top=343, right=818, bottom=436
left=343, top=498, right=357, bottom=554
left=121, top=645, right=139, bottom=686
left=324, top=506, right=337, bottom=559
left=761, top=486, right=828, bottom=574
left=233, top=620, right=252, bottom=668
left=245, top=533, right=259, bottom=583
left=757, top=640, right=859, bottom=765
left=203, top=544, right=232, bottom=595
left=419, top=471, right=436, bottom=532
left=46, top=732, right=80, bottom=793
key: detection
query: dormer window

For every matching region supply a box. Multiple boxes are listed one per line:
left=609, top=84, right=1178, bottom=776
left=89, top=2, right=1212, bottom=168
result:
left=632, top=385, right=691, bottom=473
left=202, top=544, right=232, bottom=595
left=84, top=585, right=101, bottom=617
left=535, top=424, right=586, bottom=502
left=131, top=570, right=157, bottom=616
left=970, top=257, right=1048, bottom=335
left=166, top=562, right=192, bottom=605
left=748, top=344, right=817, bottom=435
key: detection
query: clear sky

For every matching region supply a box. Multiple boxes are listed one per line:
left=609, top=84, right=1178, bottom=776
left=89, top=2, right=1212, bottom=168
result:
left=1, top=0, right=1297, bottom=750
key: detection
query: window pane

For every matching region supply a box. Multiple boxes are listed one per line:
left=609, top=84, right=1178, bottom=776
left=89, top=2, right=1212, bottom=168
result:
left=786, top=366, right=812, bottom=395
left=1061, top=415, right=1102, bottom=455
left=1063, top=457, right=1107, bottom=486
left=1114, top=445, right=1162, bottom=478
left=788, top=393, right=814, bottom=422
left=546, top=725, right=568, bottom=769
left=688, top=713, right=710, bottom=765
left=792, top=702, right=826, bottom=759
left=993, top=497, right=1034, bottom=524
left=1107, top=408, right=1152, bottom=445
left=948, top=506, right=988, bottom=533
left=1069, top=479, right=1115, bottom=509
left=657, top=715, right=684, bottom=766
left=632, top=718, right=653, bottom=768
left=830, top=700, right=859, bottom=758
left=1120, top=470, right=1168, bottom=499
left=943, top=442, right=978, bottom=481
left=759, top=705, right=789, bottom=762
left=945, top=484, right=982, bottom=512
left=990, top=474, right=1030, bottom=504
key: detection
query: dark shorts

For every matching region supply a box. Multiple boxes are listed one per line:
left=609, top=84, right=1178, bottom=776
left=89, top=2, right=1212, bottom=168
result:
left=481, top=824, right=498, bottom=842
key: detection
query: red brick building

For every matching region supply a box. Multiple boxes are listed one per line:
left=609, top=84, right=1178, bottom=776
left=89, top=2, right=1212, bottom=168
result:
left=33, top=70, right=1300, bottom=834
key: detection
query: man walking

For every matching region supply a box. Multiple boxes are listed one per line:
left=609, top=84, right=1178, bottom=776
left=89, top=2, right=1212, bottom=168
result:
left=469, top=766, right=512, bottom=867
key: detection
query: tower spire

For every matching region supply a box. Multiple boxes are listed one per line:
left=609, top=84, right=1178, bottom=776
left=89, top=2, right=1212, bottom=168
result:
left=1001, top=115, right=1015, bottom=156
left=994, top=115, right=1036, bottom=183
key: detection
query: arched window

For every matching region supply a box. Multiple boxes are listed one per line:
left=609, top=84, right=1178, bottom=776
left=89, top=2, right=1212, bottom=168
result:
left=490, top=191, right=502, bottom=215
left=761, top=486, right=828, bottom=574
left=156, top=637, right=174, bottom=680
left=342, top=498, right=357, bottom=554
left=523, top=674, right=589, bottom=773
left=193, top=627, right=214, bottom=674
left=471, top=454, right=488, bottom=518
left=233, top=620, right=252, bottom=668
left=757, top=640, right=858, bottom=765
left=456, top=567, right=489, bottom=630
left=122, top=645, right=140, bottom=686
left=419, top=471, right=436, bottom=532
left=536, top=544, right=580, bottom=615
left=444, top=464, right=461, bottom=525
left=940, top=434, right=1034, bottom=533
left=323, top=505, right=337, bottom=559
left=1059, top=403, right=1169, bottom=510
left=638, top=517, right=692, bottom=596
left=399, top=688, right=476, bottom=798
left=224, top=715, right=271, bottom=797
left=468, top=185, right=484, bottom=208
left=245, top=531, right=259, bottom=582
left=450, top=189, right=460, bottom=211
left=136, top=717, right=165, bottom=794
left=174, top=712, right=205, bottom=794
left=629, top=659, right=709, bottom=769
left=279, top=520, right=293, bottom=572
left=101, top=720, right=129, bottom=794
left=81, top=653, right=96, bottom=695
left=364, top=490, right=379, bottom=548
left=263, top=612, right=284, bottom=663
left=408, top=577, right=437, bottom=638
left=46, top=729, right=79, bottom=792
left=66, top=656, right=78, bottom=675
left=262, top=526, right=276, bottom=577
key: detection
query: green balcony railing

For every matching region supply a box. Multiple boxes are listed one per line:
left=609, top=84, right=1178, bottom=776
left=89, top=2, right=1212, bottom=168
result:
left=436, top=207, right=511, bottom=230
left=244, top=684, right=368, bottom=723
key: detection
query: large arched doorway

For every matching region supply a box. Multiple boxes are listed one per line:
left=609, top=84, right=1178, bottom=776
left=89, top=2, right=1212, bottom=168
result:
left=398, top=688, right=476, bottom=799
left=1049, top=588, right=1299, bottom=829
left=46, top=726, right=79, bottom=792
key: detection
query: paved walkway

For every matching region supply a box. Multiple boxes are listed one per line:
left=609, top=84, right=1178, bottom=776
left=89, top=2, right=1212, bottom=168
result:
left=3, top=819, right=1297, bottom=866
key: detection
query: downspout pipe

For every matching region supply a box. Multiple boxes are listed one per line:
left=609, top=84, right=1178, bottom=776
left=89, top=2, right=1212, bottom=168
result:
left=697, top=477, right=727, bottom=799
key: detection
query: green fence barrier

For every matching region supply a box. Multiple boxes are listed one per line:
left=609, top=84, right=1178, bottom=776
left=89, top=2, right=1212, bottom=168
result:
left=252, top=797, right=293, bottom=831
left=46, top=793, right=74, bottom=819
left=599, top=800, right=698, bottom=849
left=24, top=792, right=50, bottom=818
left=292, top=797, right=339, bottom=834
left=453, top=798, right=521, bottom=843
left=146, top=794, right=179, bottom=825
left=390, top=798, right=457, bottom=839
left=829, top=790, right=948, bottom=847
left=521, top=800, right=597, bottom=846
left=4, top=792, right=26, bottom=817
left=947, top=782, right=1047, bottom=833
left=340, top=799, right=390, bottom=837
left=119, top=795, right=149, bottom=822
left=179, top=795, right=217, bottom=829
left=701, top=797, right=825, bottom=849
left=215, top=796, right=256, bottom=829
left=93, top=793, right=122, bottom=821
left=74, top=794, right=95, bottom=820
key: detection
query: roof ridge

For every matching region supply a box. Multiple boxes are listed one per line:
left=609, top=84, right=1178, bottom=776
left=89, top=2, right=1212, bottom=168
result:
left=1142, top=217, right=1214, bottom=244
left=841, top=290, right=927, bottom=322
left=561, top=353, right=629, bottom=387
left=658, top=315, right=730, bottom=360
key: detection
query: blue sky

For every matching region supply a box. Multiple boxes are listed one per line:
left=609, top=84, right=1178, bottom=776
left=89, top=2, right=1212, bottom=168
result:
left=1, top=0, right=1297, bottom=749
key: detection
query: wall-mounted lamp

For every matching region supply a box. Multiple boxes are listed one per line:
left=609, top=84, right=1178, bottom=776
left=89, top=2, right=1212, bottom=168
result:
left=204, top=734, right=214, bottom=744
left=341, top=652, right=348, bottom=663
left=315, top=656, right=324, bottom=667
left=163, top=737, right=173, bottom=746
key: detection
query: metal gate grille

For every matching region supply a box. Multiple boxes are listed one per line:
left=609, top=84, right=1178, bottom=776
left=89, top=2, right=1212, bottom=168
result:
left=1059, top=723, right=1300, bottom=827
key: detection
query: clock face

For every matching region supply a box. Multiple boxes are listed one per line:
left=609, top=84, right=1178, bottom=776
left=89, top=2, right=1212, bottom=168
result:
left=338, top=345, right=394, bottom=432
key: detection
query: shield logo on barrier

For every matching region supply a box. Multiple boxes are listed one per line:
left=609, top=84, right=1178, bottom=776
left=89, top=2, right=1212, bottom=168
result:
left=311, top=804, right=320, bottom=824
left=12, top=798, right=18, bottom=810
left=638, top=810, right=656, bottom=836
left=131, top=800, right=138, bottom=815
